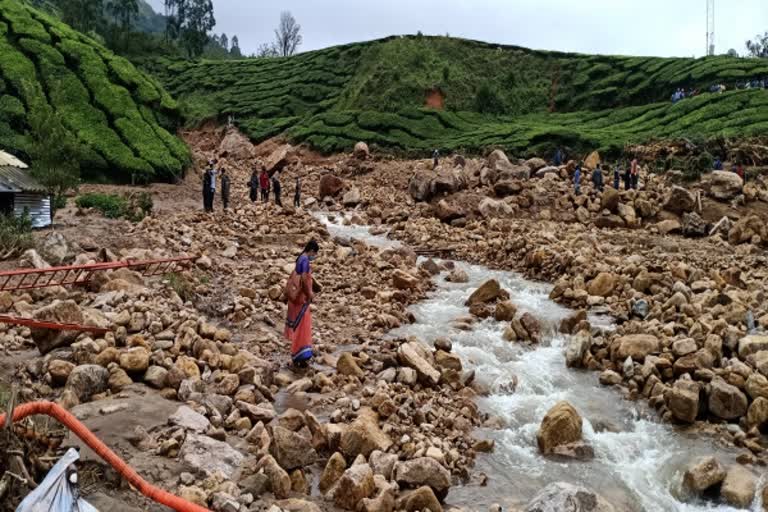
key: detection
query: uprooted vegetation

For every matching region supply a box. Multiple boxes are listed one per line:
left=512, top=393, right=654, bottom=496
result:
left=144, top=35, right=768, bottom=157
left=0, top=0, right=190, bottom=182
left=75, top=191, right=153, bottom=221
left=0, top=212, right=34, bottom=260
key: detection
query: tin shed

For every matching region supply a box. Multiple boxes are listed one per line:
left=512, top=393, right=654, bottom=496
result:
left=0, top=150, right=51, bottom=228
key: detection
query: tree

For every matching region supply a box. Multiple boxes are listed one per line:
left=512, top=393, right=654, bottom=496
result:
left=726, top=48, right=739, bottom=57
left=274, top=11, right=301, bottom=57
left=746, top=32, right=768, bottom=58
left=26, top=104, right=81, bottom=221
left=230, top=35, right=242, bottom=57
left=178, top=0, right=215, bottom=58
left=219, top=33, right=229, bottom=51
left=256, top=41, right=279, bottom=58
left=106, top=0, right=138, bottom=31
left=59, top=0, right=105, bottom=33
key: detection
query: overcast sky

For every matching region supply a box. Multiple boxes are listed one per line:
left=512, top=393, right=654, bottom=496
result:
left=148, top=0, right=767, bottom=58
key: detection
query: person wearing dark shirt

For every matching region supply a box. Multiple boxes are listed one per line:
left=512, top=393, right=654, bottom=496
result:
left=272, top=172, right=282, bottom=207
left=221, top=168, right=231, bottom=210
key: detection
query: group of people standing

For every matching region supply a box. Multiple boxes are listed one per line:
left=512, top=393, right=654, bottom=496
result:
left=202, top=160, right=303, bottom=212
left=572, top=158, right=639, bottom=195
left=202, top=161, right=231, bottom=212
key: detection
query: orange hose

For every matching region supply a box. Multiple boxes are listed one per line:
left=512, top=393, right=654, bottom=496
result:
left=0, top=401, right=211, bottom=512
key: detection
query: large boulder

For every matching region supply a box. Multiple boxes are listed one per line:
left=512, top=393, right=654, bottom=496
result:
left=664, top=380, right=700, bottom=423
left=728, top=215, right=766, bottom=245
left=340, top=409, right=393, bottom=458
left=332, top=463, right=376, bottom=510
left=342, top=187, right=362, bottom=207
left=256, top=454, right=291, bottom=499
left=708, top=378, right=748, bottom=420
left=398, top=342, right=440, bottom=386
left=264, top=144, right=291, bottom=173
left=394, top=457, right=451, bottom=500
left=353, top=141, right=370, bottom=160
left=31, top=300, right=85, bottom=354
left=396, top=486, right=443, bottom=512
left=701, top=171, right=743, bottom=200
left=65, top=364, right=109, bottom=402
left=584, top=151, right=601, bottom=170
left=587, top=273, right=617, bottom=297
left=408, top=169, right=436, bottom=202
left=494, top=180, right=523, bottom=197
left=180, top=433, right=244, bottom=479
left=319, top=174, right=344, bottom=198
left=720, top=465, right=757, bottom=508
left=39, top=232, right=72, bottom=265
left=536, top=401, right=583, bottom=454
left=487, top=149, right=511, bottom=171
left=600, top=189, right=620, bottom=213
left=614, top=334, right=660, bottom=361
left=218, top=129, right=253, bottom=160
left=465, top=279, right=501, bottom=306
left=270, top=425, right=317, bottom=471
left=683, top=456, right=726, bottom=494
left=319, top=452, right=346, bottom=494
left=478, top=197, right=512, bottom=218
left=655, top=219, right=682, bottom=235
left=663, top=186, right=696, bottom=213
left=746, top=397, right=768, bottom=429
left=432, top=168, right=468, bottom=196
left=525, top=157, right=547, bottom=172
left=433, top=200, right=463, bottom=223
left=524, top=482, right=615, bottom=512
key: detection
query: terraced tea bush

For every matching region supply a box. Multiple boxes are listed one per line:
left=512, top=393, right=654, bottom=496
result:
left=0, top=0, right=190, bottom=182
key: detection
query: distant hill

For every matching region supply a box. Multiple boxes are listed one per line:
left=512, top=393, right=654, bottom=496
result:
left=0, top=0, right=189, bottom=182
left=145, top=35, right=768, bottom=157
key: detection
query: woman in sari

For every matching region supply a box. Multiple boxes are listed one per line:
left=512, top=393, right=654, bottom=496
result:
left=285, top=240, right=319, bottom=367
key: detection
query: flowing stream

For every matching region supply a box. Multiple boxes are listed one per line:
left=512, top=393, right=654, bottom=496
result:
left=316, top=213, right=765, bottom=512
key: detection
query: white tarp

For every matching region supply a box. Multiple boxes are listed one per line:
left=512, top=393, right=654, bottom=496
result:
left=16, top=448, right=98, bottom=512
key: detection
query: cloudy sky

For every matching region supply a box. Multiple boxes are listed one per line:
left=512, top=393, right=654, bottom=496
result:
left=148, top=0, right=767, bottom=58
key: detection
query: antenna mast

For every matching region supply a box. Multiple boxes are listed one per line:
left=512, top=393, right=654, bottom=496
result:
left=706, top=0, right=715, bottom=56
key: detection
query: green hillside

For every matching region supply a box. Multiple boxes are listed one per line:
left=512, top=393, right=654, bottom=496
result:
left=0, top=0, right=189, bottom=182
left=148, top=35, right=768, bottom=157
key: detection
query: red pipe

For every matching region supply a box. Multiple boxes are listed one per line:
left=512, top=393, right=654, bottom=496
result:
left=0, top=401, right=211, bottom=512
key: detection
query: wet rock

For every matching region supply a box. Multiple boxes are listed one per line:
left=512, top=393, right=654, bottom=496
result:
left=144, top=365, right=169, bottom=389
left=683, top=456, right=726, bottom=494
left=708, top=378, right=748, bottom=420
left=702, top=171, right=743, bottom=200
left=524, top=482, right=615, bottom=512
left=340, top=409, right=393, bottom=458
left=343, top=187, right=362, bottom=207
left=615, top=334, right=660, bottom=361
left=392, top=270, right=420, bottom=291
left=537, top=401, right=582, bottom=454
left=332, top=463, right=376, bottom=510
left=65, top=364, right=109, bottom=402
left=395, top=457, right=451, bottom=500
left=466, top=279, right=501, bottom=306
left=664, top=186, right=696, bottom=213
left=598, top=370, right=622, bottom=386
left=336, top=352, right=364, bottom=378
left=398, top=342, right=440, bottom=386
left=520, top=313, right=542, bottom=342
left=746, top=397, right=768, bottom=429
left=180, top=433, right=244, bottom=478
left=495, top=301, right=517, bottom=322
left=31, top=300, right=85, bottom=354
left=565, top=332, right=591, bottom=368
left=720, top=465, right=757, bottom=508
left=320, top=452, right=346, bottom=494
left=396, top=486, right=443, bottom=512
left=664, top=380, right=700, bottom=423
left=446, top=268, right=469, bottom=283
left=270, top=425, right=317, bottom=471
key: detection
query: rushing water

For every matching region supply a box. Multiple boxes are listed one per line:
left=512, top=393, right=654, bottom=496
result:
left=316, top=213, right=766, bottom=512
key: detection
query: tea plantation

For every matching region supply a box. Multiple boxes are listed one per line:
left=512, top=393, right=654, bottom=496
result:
left=151, top=35, right=768, bottom=157
left=0, top=0, right=190, bottom=182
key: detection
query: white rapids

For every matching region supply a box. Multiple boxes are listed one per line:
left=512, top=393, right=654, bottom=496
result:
left=316, top=212, right=766, bottom=512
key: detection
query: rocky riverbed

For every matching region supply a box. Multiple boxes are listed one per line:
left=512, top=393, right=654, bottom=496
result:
left=2, top=126, right=768, bottom=511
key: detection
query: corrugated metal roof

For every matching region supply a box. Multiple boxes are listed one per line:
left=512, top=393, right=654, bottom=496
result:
left=0, top=166, right=47, bottom=193
left=0, top=150, right=28, bottom=168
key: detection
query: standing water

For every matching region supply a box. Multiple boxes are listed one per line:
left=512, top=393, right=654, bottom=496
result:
left=316, top=213, right=765, bottom=512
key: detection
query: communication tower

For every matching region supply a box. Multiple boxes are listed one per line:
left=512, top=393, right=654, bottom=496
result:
left=706, top=0, right=715, bottom=56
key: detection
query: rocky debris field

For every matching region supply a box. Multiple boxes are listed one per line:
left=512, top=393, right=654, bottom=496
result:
left=3, top=126, right=768, bottom=512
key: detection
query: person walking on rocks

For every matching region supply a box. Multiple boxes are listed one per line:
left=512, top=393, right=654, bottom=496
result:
left=573, top=163, right=582, bottom=195
left=554, top=147, right=564, bottom=166
left=294, top=177, right=301, bottom=208
left=221, top=168, right=231, bottom=210
left=248, top=169, right=259, bottom=202
left=259, top=169, right=270, bottom=203
left=612, top=164, right=620, bottom=189
left=623, top=162, right=631, bottom=191
left=432, top=149, right=440, bottom=169
left=284, top=240, right=319, bottom=367
left=591, top=164, right=604, bottom=192
left=203, top=162, right=216, bottom=212
left=272, top=171, right=282, bottom=207
left=630, top=158, right=639, bottom=190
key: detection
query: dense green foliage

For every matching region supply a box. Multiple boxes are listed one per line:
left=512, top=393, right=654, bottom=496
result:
left=0, top=0, right=190, bottom=182
left=0, top=211, right=33, bottom=259
left=148, top=35, right=768, bottom=156
left=76, top=190, right=153, bottom=220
